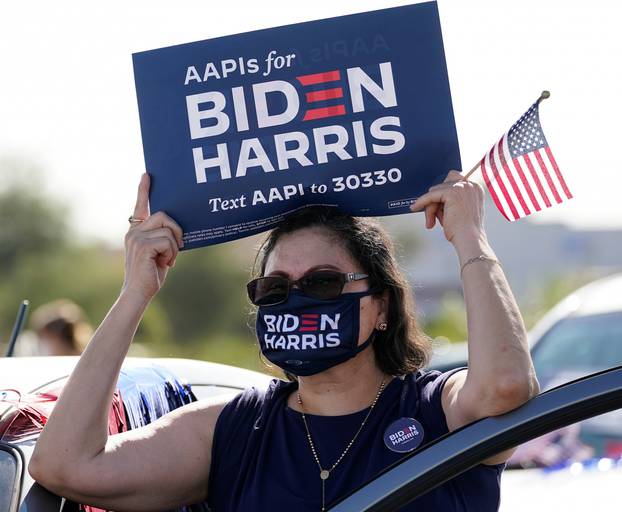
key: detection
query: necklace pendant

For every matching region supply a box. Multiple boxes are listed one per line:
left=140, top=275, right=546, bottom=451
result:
left=320, top=469, right=330, bottom=480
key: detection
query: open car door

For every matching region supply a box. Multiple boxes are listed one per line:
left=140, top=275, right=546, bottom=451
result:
left=329, top=365, right=622, bottom=511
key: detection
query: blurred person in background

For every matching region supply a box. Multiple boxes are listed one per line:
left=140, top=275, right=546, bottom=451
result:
left=31, top=300, right=92, bottom=356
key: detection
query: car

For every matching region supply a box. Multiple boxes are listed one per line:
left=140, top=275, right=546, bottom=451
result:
left=529, top=272, right=622, bottom=391
left=424, top=273, right=622, bottom=510
left=0, top=356, right=272, bottom=511
left=2, top=355, right=621, bottom=511
left=429, top=272, right=622, bottom=382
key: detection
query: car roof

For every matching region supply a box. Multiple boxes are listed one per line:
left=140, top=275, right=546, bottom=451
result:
left=428, top=273, right=622, bottom=369
left=566, top=272, right=622, bottom=316
left=0, top=356, right=273, bottom=393
left=528, top=272, right=622, bottom=344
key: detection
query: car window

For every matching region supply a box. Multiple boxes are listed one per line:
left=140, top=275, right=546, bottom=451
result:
left=532, top=312, right=622, bottom=385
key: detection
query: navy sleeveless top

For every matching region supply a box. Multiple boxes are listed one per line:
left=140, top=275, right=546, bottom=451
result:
left=207, top=369, right=504, bottom=511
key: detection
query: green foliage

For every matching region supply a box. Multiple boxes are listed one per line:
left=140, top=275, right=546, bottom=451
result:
left=521, top=272, right=597, bottom=329
left=0, top=157, right=599, bottom=371
left=0, top=159, right=262, bottom=369
left=154, top=246, right=252, bottom=342
left=420, top=291, right=468, bottom=342
left=0, top=160, right=68, bottom=269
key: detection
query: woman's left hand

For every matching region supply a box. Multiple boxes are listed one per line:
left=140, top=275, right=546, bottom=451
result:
left=409, top=170, right=486, bottom=249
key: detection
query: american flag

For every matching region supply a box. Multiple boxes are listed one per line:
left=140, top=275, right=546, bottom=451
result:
left=479, top=98, right=572, bottom=221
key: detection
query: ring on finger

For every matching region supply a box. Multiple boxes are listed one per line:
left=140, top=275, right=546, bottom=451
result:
left=128, top=215, right=145, bottom=225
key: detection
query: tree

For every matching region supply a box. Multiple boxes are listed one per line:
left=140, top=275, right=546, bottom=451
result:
left=0, top=158, right=68, bottom=269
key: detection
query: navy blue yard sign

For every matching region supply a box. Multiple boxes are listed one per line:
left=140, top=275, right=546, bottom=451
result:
left=133, top=1, right=460, bottom=249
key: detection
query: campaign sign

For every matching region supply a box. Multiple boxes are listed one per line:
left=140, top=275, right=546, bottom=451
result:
left=133, top=1, right=460, bottom=249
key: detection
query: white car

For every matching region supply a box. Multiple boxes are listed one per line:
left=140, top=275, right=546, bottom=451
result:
left=0, top=356, right=272, bottom=511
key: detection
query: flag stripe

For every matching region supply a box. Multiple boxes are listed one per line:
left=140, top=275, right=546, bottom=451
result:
left=493, top=138, right=526, bottom=218
left=488, top=148, right=520, bottom=220
left=488, top=147, right=520, bottom=220
left=490, top=142, right=523, bottom=219
left=484, top=153, right=516, bottom=222
left=496, top=138, right=531, bottom=216
left=480, top=158, right=510, bottom=221
left=512, top=157, right=542, bottom=211
left=521, top=154, right=552, bottom=208
left=534, top=149, right=563, bottom=203
left=544, top=147, right=573, bottom=199
left=501, top=135, right=541, bottom=212
left=539, top=148, right=567, bottom=203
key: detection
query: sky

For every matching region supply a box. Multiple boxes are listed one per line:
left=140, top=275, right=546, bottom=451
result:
left=1, top=0, right=620, bottom=246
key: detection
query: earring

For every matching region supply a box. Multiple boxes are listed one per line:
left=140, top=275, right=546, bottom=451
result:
left=377, top=322, right=388, bottom=331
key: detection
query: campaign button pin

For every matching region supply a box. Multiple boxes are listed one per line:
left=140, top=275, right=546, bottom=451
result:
left=383, top=417, right=424, bottom=453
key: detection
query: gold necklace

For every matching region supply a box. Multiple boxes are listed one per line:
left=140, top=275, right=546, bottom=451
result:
left=297, top=378, right=387, bottom=512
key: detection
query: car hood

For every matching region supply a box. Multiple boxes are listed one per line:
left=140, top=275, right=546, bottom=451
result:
left=0, top=356, right=272, bottom=393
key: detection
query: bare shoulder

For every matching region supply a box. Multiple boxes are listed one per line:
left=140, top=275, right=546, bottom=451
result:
left=440, top=369, right=469, bottom=432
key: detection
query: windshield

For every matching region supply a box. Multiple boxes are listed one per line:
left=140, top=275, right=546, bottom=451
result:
left=514, top=311, right=622, bottom=467
left=532, top=311, right=622, bottom=387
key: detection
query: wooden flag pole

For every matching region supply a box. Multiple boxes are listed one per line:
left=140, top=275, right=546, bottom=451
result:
left=461, top=157, right=484, bottom=182
left=461, top=90, right=550, bottom=181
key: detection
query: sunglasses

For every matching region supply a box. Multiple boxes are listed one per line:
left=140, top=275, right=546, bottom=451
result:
left=247, top=270, right=369, bottom=306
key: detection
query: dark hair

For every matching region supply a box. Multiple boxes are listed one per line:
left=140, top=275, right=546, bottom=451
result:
left=252, top=206, right=431, bottom=378
left=31, top=299, right=92, bottom=353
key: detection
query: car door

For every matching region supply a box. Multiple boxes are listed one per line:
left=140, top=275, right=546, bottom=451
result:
left=328, top=365, right=622, bottom=511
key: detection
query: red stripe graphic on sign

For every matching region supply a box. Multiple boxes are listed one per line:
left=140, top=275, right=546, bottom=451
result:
left=296, top=70, right=340, bottom=85
left=301, top=314, right=319, bottom=318
left=305, top=87, right=344, bottom=102
left=299, top=327, right=319, bottom=332
left=303, top=105, right=346, bottom=121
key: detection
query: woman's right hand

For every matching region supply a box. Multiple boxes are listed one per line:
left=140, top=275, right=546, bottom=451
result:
left=122, top=173, right=184, bottom=301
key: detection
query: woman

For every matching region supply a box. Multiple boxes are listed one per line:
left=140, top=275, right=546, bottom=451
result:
left=29, top=170, right=539, bottom=511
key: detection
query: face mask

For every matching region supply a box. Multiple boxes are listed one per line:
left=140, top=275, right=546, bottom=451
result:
left=256, top=289, right=377, bottom=376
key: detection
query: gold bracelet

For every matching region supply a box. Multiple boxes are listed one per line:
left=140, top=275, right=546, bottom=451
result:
left=460, top=254, right=500, bottom=278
